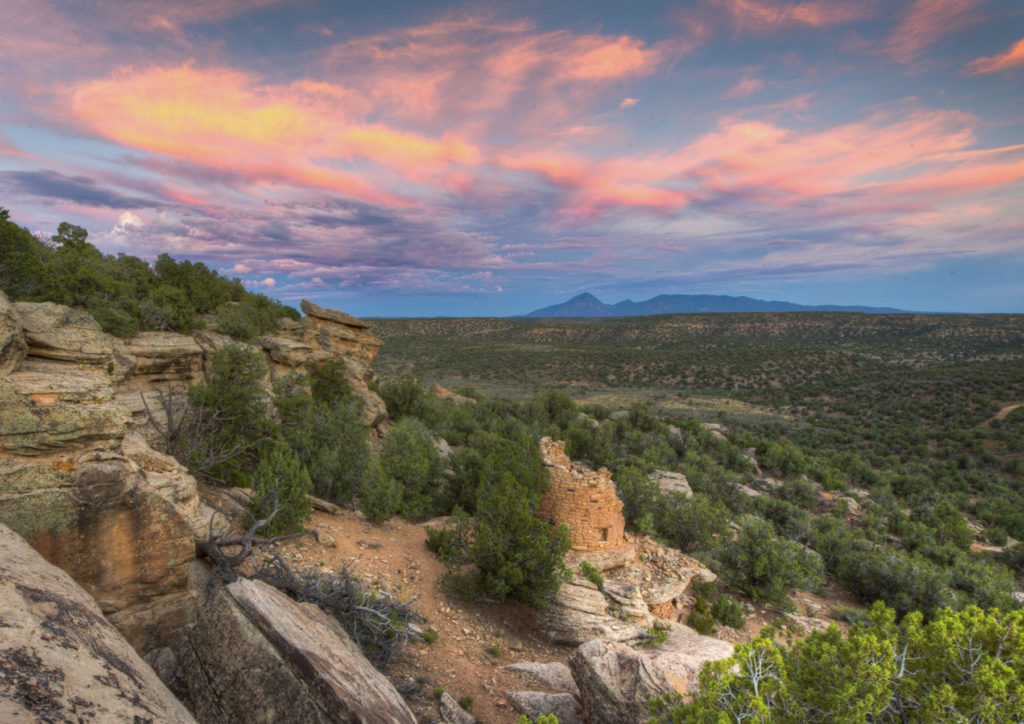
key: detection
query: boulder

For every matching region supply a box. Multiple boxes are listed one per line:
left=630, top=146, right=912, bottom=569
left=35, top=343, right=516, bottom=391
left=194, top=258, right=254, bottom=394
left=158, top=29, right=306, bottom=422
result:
left=439, top=691, right=476, bottom=724
left=502, top=661, right=580, bottom=697
left=260, top=334, right=314, bottom=366
left=569, top=639, right=673, bottom=724
left=650, top=470, right=692, bottom=498
left=508, top=691, right=581, bottom=724
left=14, top=301, right=113, bottom=364
left=0, top=290, right=26, bottom=375
left=603, top=579, right=653, bottom=625
left=643, top=631, right=734, bottom=694
left=173, top=564, right=416, bottom=724
left=0, top=523, right=195, bottom=723
left=540, top=579, right=647, bottom=645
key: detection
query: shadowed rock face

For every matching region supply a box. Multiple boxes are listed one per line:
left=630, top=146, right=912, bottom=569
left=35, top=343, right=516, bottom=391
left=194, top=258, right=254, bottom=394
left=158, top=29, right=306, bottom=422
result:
left=0, top=523, right=196, bottom=723
left=171, top=563, right=416, bottom=724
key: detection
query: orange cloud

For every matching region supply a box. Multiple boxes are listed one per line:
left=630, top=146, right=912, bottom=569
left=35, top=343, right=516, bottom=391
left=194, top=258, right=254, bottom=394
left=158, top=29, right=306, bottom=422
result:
left=69, top=64, right=487, bottom=205
left=965, top=37, right=1024, bottom=75
left=885, top=0, right=982, bottom=64
left=710, top=0, right=873, bottom=34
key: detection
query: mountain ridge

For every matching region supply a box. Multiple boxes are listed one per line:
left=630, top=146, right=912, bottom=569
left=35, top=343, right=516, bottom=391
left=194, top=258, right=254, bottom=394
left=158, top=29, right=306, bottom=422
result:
left=524, top=292, right=907, bottom=317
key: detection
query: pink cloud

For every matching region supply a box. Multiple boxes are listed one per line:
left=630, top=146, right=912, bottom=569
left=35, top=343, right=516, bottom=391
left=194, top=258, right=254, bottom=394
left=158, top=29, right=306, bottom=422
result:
left=619, top=97, right=639, bottom=108
left=709, top=0, right=874, bottom=34
left=723, top=75, right=765, bottom=99
left=884, top=0, right=983, bottom=64
left=965, top=37, right=1024, bottom=75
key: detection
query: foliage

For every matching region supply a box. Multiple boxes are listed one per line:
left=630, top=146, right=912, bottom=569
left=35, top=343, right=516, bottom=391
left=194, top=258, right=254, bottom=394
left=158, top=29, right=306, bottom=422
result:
left=711, top=595, right=746, bottom=629
left=470, top=471, right=572, bottom=604
left=186, top=344, right=273, bottom=486
left=687, top=597, right=716, bottom=635
left=274, top=366, right=369, bottom=505
left=360, top=455, right=403, bottom=523
left=249, top=444, right=312, bottom=536
left=579, top=561, right=604, bottom=588
left=718, top=517, right=824, bottom=607
left=380, top=371, right=426, bottom=420
left=650, top=603, right=1024, bottom=723
left=0, top=210, right=297, bottom=337
left=380, top=417, right=443, bottom=520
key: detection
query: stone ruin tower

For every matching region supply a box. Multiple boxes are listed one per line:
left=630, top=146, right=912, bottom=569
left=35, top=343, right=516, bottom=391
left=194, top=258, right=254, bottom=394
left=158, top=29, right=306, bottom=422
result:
left=538, top=437, right=628, bottom=552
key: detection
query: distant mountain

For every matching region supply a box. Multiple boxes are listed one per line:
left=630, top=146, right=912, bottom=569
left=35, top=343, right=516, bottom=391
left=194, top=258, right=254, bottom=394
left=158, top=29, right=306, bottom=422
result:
left=524, top=293, right=906, bottom=317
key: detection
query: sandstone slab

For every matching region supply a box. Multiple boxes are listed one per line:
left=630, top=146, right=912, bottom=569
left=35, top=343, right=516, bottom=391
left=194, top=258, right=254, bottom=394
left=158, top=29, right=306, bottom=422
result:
left=174, top=564, right=416, bottom=724
left=14, top=301, right=113, bottom=364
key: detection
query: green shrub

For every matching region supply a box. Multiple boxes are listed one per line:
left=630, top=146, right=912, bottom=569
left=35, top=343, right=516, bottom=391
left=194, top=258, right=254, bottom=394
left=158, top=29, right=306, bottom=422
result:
left=579, top=561, right=604, bottom=588
left=711, top=595, right=745, bottom=629
left=718, top=516, right=824, bottom=607
left=381, top=417, right=443, bottom=520
left=360, top=456, right=402, bottom=523
left=249, top=444, right=312, bottom=535
left=687, top=597, right=716, bottom=635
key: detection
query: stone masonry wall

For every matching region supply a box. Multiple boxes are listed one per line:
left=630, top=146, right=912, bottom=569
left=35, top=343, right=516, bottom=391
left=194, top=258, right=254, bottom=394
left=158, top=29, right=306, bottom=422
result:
left=538, top=437, right=627, bottom=552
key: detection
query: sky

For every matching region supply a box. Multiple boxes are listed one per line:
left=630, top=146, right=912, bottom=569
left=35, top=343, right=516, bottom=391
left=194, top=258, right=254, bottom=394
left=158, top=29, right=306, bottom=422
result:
left=0, top=0, right=1022, bottom=316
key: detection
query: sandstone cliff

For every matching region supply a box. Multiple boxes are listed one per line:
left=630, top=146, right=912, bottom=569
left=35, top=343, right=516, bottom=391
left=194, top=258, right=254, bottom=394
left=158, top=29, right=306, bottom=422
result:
left=0, top=289, right=387, bottom=653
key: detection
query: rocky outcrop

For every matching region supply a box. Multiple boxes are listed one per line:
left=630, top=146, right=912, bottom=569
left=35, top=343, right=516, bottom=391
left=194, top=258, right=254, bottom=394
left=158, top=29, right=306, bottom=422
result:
left=0, top=523, right=195, bottom=723
left=508, top=691, right=581, bottom=724
left=650, top=470, right=692, bottom=498
left=14, top=301, right=114, bottom=364
left=569, top=639, right=673, bottom=724
left=171, top=564, right=416, bottom=723
left=642, top=631, right=734, bottom=694
left=0, top=315, right=196, bottom=654
left=541, top=576, right=649, bottom=646
left=502, top=661, right=580, bottom=697
left=0, top=291, right=26, bottom=375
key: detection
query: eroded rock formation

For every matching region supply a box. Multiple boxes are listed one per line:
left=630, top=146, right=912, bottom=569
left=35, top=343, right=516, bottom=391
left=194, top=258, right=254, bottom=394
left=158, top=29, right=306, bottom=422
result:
left=0, top=290, right=388, bottom=656
left=0, top=523, right=195, bottom=723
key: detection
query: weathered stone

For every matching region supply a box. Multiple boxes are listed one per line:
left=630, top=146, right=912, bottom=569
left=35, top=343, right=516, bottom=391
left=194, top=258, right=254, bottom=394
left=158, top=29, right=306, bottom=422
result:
left=260, top=334, right=314, bottom=366
left=14, top=301, right=113, bottom=364
left=508, top=691, right=581, bottom=724
left=603, top=579, right=653, bottom=624
left=541, top=579, right=647, bottom=646
left=569, top=639, right=673, bottom=724
left=650, top=470, right=692, bottom=498
left=641, top=577, right=687, bottom=607
left=566, top=547, right=637, bottom=573
left=300, top=299, right=371, bottom=329
left=0, top=523, right=195, bottom=723
left=174, top=564, right=416, bottom=724
left=125, top=331, right=204, bottom=376
left=122, top=430, right=203, bottom=536
left=502, top=661, right=580, bottom=697
left=644, top=631, right=734, bottom=694
left=0, top=290, right=26, bottom=375
left=439, top=691, right=477, bottom=724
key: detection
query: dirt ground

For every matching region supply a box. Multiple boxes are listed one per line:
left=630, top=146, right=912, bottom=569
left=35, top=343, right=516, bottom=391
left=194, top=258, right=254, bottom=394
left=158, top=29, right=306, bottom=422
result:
left=271, top=509, right=861, bottom=723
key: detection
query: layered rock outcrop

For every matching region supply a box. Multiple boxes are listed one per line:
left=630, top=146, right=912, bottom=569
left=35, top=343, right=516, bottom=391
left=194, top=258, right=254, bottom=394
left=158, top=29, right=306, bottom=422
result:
left=0, top=289, right=388, bottom=657
left=0, top=523, right=196, bottom=723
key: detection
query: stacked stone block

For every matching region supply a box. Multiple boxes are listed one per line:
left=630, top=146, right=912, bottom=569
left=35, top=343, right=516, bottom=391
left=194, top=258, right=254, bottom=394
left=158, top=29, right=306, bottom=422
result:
left=538, top=437, right=627, bottom=552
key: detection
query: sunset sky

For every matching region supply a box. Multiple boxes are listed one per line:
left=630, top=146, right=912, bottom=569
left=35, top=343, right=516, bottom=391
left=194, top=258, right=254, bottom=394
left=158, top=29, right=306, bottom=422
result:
left=1, top=1, right=1022, bottom=316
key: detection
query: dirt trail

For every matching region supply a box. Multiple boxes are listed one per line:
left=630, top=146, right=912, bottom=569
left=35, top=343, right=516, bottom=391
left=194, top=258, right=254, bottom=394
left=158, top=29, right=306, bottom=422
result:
left=985, top=403, right=1023, bottom=427
left=273, top=510, right=573, bottom=723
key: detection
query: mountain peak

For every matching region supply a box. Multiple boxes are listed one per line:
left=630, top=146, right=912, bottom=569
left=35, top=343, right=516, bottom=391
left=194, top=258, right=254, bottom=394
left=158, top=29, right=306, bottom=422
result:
left=525, top=293, right=906, bottom=317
